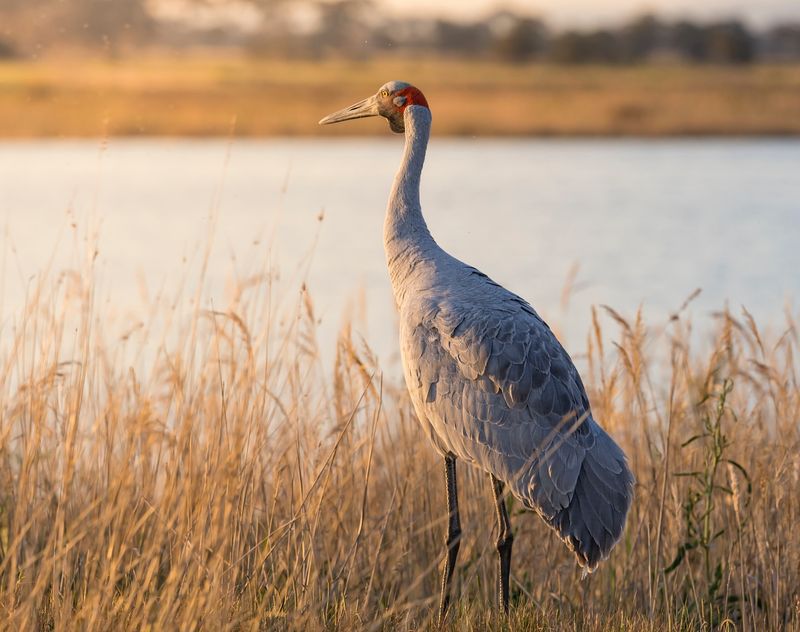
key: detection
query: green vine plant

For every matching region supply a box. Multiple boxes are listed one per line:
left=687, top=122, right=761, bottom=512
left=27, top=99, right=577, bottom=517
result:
left=664, top=377, right=753, bottom=625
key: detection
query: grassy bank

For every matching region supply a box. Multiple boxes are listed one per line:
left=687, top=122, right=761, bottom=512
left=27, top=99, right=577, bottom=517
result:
left=1, top=56, right=799, bottom=137
left=0, top=225, right=798, bottom=630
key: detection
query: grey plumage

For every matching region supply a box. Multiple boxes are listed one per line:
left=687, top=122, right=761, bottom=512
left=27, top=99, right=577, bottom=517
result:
left=400, top=263, right=633, bottom=569
left=320, top=81, right=634, bottom=617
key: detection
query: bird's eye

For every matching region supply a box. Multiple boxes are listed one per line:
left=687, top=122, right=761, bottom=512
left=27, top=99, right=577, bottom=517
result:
left=381, top=90, right=389, bottom=97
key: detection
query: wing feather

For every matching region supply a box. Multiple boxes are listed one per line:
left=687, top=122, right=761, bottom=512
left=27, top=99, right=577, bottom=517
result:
left=402, top=281, right=633, bottom=570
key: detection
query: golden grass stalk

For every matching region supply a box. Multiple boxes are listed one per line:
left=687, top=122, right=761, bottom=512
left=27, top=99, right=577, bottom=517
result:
left=0, top=229, right=798, bottom=631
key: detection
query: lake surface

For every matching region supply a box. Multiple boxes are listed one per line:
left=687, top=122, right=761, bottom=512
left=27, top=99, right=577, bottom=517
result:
left=1, top=138, right=798, bottom=369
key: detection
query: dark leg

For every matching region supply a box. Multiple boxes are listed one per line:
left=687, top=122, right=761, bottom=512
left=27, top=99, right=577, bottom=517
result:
left=437, top=455, right=461, bottom=626
left=491, top=474, right=514, bottom=614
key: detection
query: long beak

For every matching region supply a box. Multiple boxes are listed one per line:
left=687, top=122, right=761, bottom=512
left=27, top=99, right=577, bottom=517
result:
left=319, top=95, right=379, bottom=126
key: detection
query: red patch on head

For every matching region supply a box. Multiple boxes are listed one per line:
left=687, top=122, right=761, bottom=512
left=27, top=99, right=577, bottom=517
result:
left=397, top=86, right=429, bottom=110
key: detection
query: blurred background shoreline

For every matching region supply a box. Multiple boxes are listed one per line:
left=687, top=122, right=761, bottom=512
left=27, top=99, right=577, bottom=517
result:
left=1, top=0, right=799, bottom=137
left=1, top=58, right=799, bottom=137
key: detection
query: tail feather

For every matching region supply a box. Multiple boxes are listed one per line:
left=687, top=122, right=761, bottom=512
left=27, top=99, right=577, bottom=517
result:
left=551, top=428, right=634, bottom=571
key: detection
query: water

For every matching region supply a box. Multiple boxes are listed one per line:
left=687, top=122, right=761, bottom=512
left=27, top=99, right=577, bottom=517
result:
left=1, top=138, right=798, bottom=369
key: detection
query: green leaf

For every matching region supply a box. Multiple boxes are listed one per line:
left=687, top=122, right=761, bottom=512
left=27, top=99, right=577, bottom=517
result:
left=664, top=539, right=698, bottom=574
left=681, top=433, right=709, bottom=447
left=724, top=458, right=753, bottom=496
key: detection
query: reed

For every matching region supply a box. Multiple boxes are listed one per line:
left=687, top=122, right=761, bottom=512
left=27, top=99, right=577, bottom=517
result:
left=0, top=225, right=798, bottom=630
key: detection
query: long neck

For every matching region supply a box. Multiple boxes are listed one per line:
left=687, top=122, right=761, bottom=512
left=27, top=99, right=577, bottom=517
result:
left=384, top=106, right=437, bottom=294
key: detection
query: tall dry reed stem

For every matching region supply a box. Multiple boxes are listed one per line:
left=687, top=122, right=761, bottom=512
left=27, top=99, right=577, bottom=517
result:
left=0, top=234, right=798, bottom=630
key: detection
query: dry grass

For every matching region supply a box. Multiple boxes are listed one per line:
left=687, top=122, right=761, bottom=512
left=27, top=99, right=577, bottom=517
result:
left=1, top=221, right=799, bottom=631
left=1, top=56, right=800, bottom=137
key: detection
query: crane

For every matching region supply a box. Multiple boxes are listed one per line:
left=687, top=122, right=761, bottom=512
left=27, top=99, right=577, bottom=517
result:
left=320, top=81, right=634, bottom=624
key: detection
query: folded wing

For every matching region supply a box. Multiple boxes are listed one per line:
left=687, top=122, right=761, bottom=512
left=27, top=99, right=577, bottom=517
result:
left=404, top=280, right=634, bottom=569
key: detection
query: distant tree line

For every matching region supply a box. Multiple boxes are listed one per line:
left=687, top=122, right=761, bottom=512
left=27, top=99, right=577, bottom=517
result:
left=1, top=0, right=799, bottom=64
left=280, top=7, right=800, bottom=64
left=0, top=0, right=153, bottom=57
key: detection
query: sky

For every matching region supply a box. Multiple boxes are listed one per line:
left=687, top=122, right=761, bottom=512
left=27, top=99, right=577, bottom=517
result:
left=379, top=0, right=800, bottom=27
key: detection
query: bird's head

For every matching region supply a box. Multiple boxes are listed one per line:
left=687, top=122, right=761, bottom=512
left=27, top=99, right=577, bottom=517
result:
left=318, top=81, right=429, bottom=134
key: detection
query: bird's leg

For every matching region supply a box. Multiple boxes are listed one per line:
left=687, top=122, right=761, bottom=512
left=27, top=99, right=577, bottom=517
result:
left=437, top=454, right=461, bottom=626
left=490, top=474, right=514, bottom=614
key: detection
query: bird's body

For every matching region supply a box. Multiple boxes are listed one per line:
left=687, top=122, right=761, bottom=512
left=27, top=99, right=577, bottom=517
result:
left=320, top=80, right=634, bottom=621
left=385, top=103, right=632, bottom=569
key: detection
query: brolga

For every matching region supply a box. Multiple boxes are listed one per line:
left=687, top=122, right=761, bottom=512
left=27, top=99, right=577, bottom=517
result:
left=320, top=82, right=634, bottom=624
